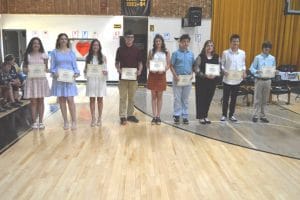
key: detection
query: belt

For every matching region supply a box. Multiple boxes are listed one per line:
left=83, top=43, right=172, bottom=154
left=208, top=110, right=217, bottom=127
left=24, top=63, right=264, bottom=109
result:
left=256, top=77, right=271, bottom=81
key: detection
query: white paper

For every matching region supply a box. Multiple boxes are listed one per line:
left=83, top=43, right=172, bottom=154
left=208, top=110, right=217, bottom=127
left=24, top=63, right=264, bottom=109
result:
left=205, top=63, right=220, bottom=76
left=149, top=60, right=165, bottom=72
left=57, top=68, right=74, bottom=83
left=261, top=66, right=276, bottom=78
left=87, top=64, right=104, bottom=79
left=28, top=64, right=46, bottom=78
left=177, top=75, right=192, bottom=86
left=227, top=70, right=243, bottom=81
left=121, top=68, right=137, bottom=80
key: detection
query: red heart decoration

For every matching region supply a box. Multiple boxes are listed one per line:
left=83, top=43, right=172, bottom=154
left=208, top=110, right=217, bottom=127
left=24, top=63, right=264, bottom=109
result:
left=76, top=42, right=90, bottom=57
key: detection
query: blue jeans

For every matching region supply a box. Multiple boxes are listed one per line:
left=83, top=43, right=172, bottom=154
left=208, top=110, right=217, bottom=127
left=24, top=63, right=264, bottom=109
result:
left=173, top=83, right=192, bottom=119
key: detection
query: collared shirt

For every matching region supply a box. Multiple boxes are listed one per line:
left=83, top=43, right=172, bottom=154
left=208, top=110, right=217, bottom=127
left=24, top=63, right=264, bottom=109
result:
left=171, top=49, right=194, bottom=75
left=250, top=53, right=276, bottom=78
left=221, top=48, right=246, bottom=85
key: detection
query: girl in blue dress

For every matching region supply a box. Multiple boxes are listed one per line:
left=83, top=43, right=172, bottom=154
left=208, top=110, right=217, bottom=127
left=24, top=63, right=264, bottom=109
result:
left=50, top=33, right=80, bottom=130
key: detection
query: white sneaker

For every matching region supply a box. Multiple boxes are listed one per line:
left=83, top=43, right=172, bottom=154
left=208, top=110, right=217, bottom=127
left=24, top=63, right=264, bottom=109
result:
left=220, top=116, right=227, bottom=121
left=31, top=122, right=39, bottom=129
left=39, top=123, right=45, bottom=129
left=71, top=122, right=77, bottom=130
left=91, top=118, right=96, bottom=127
left=96, top=118, right=102, bottom=126
left=229, top=116, right=238, bottom=122
left=63, top=122, right=69, bottom=130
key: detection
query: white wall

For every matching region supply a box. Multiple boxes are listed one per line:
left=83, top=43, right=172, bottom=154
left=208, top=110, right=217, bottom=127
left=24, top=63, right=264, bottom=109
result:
left=148, top=17, right=211, bottom=81
left=0, top=14, right=123, bottom=81
left=0, top=15, right=211, bottom=82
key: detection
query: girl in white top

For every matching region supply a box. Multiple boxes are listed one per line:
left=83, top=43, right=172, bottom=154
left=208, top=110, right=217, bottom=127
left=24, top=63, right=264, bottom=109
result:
left=23, top=37, right=50, bottom=129
left=84, top=39, right=107, bottom=127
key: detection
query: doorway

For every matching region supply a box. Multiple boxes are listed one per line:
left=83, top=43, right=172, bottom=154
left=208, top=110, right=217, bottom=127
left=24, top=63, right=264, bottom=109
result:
left=2, top=29, right=26, bottom=66
left=123, top=17, right=148, bottom=84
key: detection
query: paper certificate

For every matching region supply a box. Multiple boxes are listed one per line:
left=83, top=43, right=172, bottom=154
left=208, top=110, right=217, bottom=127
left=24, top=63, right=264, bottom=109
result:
left=149, top=60, right=165, bottom=72
left=177, top=75, right=192, bottom=86
left=121, top=68, right=137, bottom=80
left=57, top=69, right=74, bottom=83
left=28, top=64, right=46, bottom=78
left=205, top=63, right=220, bottom=76
left=227, top=70, right=243, bottom=81
left=87, top=64, right=104, bottom=78
left=261, top=66, right=276, bottom=78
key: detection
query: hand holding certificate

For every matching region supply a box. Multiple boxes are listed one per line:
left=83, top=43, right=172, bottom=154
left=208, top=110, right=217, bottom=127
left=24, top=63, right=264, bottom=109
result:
left=205, top=63, right=220, bottom=76
left=86, top=64, right=104, bottom=78
left=149, top=60, right=165, bottom=72
left=227, top=70, right=243, bottom=81
left=57, top=68, right=74, bottom=83
left=121, top=68, right=137, bottom=80
left=177, top=75, right=192, bottom=86
left=261, top=66, right=276, bottom=78
left=28, top=64, right=46, bottom=78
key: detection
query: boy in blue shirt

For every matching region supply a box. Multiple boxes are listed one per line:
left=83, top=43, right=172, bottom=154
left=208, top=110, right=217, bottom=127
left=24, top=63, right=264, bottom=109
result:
left=170, top=34, right=194, bottom=124
left=250, top=41, right=276, bottom=123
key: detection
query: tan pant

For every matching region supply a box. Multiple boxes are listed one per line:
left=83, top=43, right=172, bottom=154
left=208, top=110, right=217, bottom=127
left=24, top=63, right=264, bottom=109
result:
left=118, top=80, right=138, bottom=118
left=253, top=79, right=271, bottom=118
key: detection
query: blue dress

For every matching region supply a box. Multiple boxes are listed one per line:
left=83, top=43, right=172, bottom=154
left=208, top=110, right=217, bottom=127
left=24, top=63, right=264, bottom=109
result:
left=50, top=49, right=80, bottom=97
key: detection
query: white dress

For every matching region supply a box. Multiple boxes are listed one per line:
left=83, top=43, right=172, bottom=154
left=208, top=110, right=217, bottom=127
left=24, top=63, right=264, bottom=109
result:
left=86, top=56, right=107, bottom=97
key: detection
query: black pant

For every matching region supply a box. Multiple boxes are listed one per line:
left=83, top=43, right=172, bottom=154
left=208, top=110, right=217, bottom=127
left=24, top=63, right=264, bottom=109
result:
left=195, top=77, right=216, bottom=119
left=222, top=83, right=240, bottom=117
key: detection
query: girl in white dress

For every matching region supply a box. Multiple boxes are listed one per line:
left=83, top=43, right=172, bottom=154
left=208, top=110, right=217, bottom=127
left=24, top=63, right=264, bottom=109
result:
left=84, top=39, right=107, bottom=126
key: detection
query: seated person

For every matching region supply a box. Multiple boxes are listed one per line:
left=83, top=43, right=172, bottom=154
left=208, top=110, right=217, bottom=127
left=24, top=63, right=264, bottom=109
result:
left=0, top=62, right=21, bottom=108
left=4, top=54, right=23, bottom=104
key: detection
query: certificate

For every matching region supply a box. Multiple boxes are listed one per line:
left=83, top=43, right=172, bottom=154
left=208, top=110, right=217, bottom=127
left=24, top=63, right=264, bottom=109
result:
left=28, top=64, right=46, bottom=78
left=227, top=70, right=243, bottom=81
left=205, top=63, right=220, bottom=76
left=121, top=68, right=137, bottom=80
left=87, top=64, right=104, bottom=78
left=57, top=69, right=74, bottom=83
left=261, top=66, right=276, bottom=78
left=177, top=75, right=192, bottom=86
left=149, top=60, right=165, bottom=72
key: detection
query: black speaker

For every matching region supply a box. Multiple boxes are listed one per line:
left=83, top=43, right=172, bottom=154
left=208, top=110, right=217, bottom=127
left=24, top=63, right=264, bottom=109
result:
left=188, top=7, right=202, bottom=27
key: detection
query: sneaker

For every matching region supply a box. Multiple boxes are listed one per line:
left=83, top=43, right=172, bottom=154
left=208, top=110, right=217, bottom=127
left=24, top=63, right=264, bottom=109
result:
left=39, top=123, right=45, bottom=129
left=96, top=118, right=102, bottom=126
left=183, top=118, right=189, bottom=124
left=120, top=117, right=127, bottom=125
left=10, top=102, right=21, bottom=108
left=71, top=122, right=77, bottom=130
left=3, top=104, right=12, bottom=110
left=220, top=116, right=227, bottom=121
left=0, top=107, right=6, bottom=112
left=91, top=119, right=96, bottom=127
left=252, top=117, right=258, bottom=123
left=15, top=100, right=23, bottom=105
left=229, top=116, right=238, bottom=122
left=173, top=116, right=180, bottom=124
left=204, top=118, right=211, bottom=124
left=31, top=122, right=39, bottom=129
left=63, top=122, right=70, bottom=130
left=199, top=119, right=206, bottom=124
left=156, top=117, right=161, bottom=125
left=127, top=116, right=139, bottom=123
left=260, top=118, right=269, bottom=123
left=151, top=117, right=156, bottom=125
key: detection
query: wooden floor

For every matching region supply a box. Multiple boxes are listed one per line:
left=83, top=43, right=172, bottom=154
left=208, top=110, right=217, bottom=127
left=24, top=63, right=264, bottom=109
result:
left=0, top=87, right=300, bottom=200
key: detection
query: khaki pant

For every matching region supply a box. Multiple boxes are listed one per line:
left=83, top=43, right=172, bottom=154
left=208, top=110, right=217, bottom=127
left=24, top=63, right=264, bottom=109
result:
left=118, top=80, right=138, bottom=118
left=253, top=79, right=271, bottom=118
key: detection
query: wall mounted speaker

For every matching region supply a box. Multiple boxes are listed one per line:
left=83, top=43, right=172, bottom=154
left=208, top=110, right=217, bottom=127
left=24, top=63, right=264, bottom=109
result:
left=187, top=7, right=202, bottom=27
